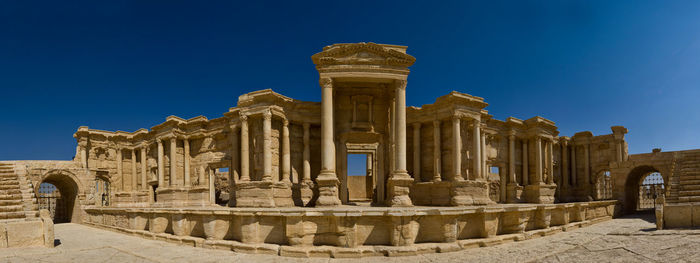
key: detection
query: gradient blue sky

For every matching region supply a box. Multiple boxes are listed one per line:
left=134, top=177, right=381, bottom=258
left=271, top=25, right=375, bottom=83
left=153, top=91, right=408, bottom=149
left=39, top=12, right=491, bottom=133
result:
left=2, top=1, right=699, bottom=162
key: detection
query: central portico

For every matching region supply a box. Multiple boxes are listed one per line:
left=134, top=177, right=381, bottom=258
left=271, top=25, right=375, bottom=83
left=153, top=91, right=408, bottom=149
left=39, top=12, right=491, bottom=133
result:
left=311, top=43, right=416, bottom=206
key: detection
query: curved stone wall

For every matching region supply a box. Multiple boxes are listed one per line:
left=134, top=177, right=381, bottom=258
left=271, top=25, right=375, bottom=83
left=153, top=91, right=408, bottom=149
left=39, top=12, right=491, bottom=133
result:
left=84, top=200, right=618, bottom=258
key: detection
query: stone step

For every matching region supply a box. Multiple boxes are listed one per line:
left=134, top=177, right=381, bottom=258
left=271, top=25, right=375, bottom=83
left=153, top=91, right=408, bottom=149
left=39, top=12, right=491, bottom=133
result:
left=0, top=194, right=22, bottom=201
left=0, top=211, right=26, bottom=220
left=0, top=181, right=20, bottom=186
left=0, top=205, right=24, bottom=213
left=678, top=179, right=700, bottom=185
left=0, top=190, right=22, bottom=195
left=0, top=199, right=23, bottom=206
left=678, top=190, right=700, bottom=196
left=679, top=196, right=700, bottom=203
left=680, top=184, right=700, bottom=191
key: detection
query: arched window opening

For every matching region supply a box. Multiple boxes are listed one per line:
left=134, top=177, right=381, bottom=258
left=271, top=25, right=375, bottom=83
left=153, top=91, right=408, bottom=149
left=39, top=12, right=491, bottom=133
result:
left=638, top=172, right=664, bottom=210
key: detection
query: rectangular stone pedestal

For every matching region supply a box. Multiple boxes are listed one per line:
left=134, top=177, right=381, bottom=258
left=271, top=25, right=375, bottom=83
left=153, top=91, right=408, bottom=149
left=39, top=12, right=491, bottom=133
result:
left=523, top=183, right=557, bottom=204
left=155, top=187, right=209, bottom=207
left=235, top=181, right=275, bottom=207
left=450, top=180, right=493, bottom=206
left=273, top=181, right=294, bottom=207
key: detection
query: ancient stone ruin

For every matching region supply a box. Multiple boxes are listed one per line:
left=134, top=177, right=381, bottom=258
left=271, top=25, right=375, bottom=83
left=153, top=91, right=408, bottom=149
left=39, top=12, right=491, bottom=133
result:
left=2, top=43, right=698, bottom=256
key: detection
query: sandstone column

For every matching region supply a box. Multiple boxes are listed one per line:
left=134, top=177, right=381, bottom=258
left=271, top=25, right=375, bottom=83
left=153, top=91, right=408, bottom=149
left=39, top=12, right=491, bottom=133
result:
left=571, top=144, right=577, bottom=186
left=561, top=139, right=569, bottom=187
left=452, top=116, right=462, bottom=181
left=229, top=124, right=238, bottom=206
left=208, top=167, right=215, bottom=204
left=433, top=120, right=442, bottom=182
left=262, top=110, right=273, bottom=182
left=412, top=122, right=421, bottom=182
left=170, top=137, right=177, bottom=186
left=316, top=77, right=341, bottom=206
left=240, top=114, right=250, bottom=181
left=547, top=139, right=554, bottom=184
left=157, top=139, right=164, bottom=186
left=522, top=140, right=529, bottom=186
left=584, top=143, right=591, bottom=184
left=473, top=119, right=482, bottom=180
left=140, top=146, right=147, bottom=190
left=481, top=130, right=487, bottom=179
left=302, top=122, right=311, bottom=183
left=387, top=79, right=413, bottom=207
left=184, top=138, right=190, bottom=186
left=131, top=149, right=137, bottom=191
left=116, top=147, right=123, bottom=191
left=281, top=119, right=291, bottom=183
left=79, top=140, right=88, bottom=169
left=508, top=134, right=516, bottom=184
left=534, top=137, right=542, bottom=184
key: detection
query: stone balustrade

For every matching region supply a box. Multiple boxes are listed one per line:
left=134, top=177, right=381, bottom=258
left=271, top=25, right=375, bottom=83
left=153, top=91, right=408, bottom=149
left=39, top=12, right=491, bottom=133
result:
left=84, top=200, right=618, bottom=258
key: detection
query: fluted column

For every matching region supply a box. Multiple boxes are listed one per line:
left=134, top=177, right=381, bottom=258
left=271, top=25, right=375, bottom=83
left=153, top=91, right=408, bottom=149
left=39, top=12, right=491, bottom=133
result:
left=522, top=139, right=529, bottom=186
left=534, top=137, right=542, bottom=184
left=170, top=137, right=177, bottom=186
left=561, top=139, right=569, bottom=187
left=157, top=139, right=164, bottom=186
left=240, top=114, right=250, bottom=181
left=262, top=110, right=273, bottom=182
left=316, top=77, right=341, bottom=206
left=140, top=146, right=147, bottom=190
left=473, top=119, right=482, bottom=180
left=508, top=134, right=516, bottom=184
left=433, top=120, right=441, bottom=182
left=184, top=138, right=190, bottom=186
left=131, top=149, right=137, bottom=191
left=452, top=116, right=462, bottom=181
left=116, top=147, right=123, bottom=190
left=281, top=119, right=291, bottom=183
left=481, top=130, right=487, bottom=179
left=412, top=123, right=421, bottom=182
left=547, top=139, right=554, bottom=184
left=302, top=122, right=311, bottom=183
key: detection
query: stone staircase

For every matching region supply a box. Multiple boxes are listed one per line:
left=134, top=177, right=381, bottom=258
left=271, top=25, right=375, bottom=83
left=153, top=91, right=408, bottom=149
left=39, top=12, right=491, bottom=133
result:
left=0, top=163, right=39, bottom=220
left=672, top=150, right=700, bottom=203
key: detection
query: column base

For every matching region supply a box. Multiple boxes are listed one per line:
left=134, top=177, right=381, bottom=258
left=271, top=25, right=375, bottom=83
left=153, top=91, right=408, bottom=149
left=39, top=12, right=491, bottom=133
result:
left=523, top=183, right=557, bottom=204
left=235, top=181, right=275, bottom=207
left=506, top=183, right=524, bottom=203
left=292, top=180, right=315, bottom=207
left=387, top=170, right=414, bottom=207
left=315, top=170, right=341, bottom=207
left=450, top=180, right=493, bottom=206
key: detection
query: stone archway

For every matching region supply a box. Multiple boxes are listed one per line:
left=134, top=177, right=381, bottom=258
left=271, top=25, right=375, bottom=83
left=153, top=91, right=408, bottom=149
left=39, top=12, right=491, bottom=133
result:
left=37, top=171, right=82, bottom=223
left=623, top=165, right=665, bottom=214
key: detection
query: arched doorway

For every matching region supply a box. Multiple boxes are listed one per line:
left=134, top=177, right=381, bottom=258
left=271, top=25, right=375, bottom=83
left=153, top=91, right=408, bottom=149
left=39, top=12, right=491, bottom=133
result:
left=38, top=172, right=81, bottom=223
left=624, top=166, right=665, bottom=214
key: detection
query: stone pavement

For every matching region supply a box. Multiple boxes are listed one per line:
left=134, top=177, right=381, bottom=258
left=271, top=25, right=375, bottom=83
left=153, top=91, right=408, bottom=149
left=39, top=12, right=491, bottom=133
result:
left=0, top=213, right=698, bottom=262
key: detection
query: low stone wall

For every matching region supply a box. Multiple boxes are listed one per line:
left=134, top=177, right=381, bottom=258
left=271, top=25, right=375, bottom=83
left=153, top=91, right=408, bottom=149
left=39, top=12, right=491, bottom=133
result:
left=0, top=210, right=54, bottom=248
left=663, top=203, right=700, bottom=228
left=84, top=201, right=617, bottom=258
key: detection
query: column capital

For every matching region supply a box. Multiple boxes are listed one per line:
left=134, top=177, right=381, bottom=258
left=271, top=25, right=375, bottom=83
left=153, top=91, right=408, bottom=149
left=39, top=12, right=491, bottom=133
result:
left=239, top=112, right=248, bottom=122
left=303, top=122, right=310, bottom=129
left=395, top=79, right=407, bottom=90
left=433, top=119, right=441, bottom=126
left=263, top=109, right=272, bottom=120
left=283, top=118, right=289, bottom=126
left=412, top=122, right=421, bottom=129
left=319, top=77, right=333, bottom=88
left=452, top=114, right=461, bottom=121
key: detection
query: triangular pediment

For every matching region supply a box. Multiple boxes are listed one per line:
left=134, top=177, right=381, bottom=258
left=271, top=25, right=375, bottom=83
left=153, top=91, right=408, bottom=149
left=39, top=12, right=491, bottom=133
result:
left=311, top=42, right=416, bottom=67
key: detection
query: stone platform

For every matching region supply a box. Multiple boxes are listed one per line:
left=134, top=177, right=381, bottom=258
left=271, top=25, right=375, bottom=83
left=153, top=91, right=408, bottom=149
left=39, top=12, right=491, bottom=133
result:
left=83, top=200, right=618, bottom=258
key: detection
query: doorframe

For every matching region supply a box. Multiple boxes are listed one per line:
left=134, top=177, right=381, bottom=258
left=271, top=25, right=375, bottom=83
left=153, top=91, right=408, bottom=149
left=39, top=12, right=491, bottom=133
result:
left=340, top=142, right=383, bottom=204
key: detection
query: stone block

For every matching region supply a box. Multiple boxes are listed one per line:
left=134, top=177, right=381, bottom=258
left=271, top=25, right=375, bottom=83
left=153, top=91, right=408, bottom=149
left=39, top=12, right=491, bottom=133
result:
left=6, top=220, right=44, bottom=247
left=664, top=204, right=692, bottom=228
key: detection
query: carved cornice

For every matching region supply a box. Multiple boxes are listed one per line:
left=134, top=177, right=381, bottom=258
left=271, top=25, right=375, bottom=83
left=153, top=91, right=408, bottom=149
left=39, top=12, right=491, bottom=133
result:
left=311, top=42, right=416, bottom=68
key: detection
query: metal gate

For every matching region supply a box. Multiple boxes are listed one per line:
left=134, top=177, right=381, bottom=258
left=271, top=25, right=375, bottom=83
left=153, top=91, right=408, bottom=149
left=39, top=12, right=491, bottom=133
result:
left=38, top=183, right=69, bottom=223
left=638, top=173, right=665, bottom=210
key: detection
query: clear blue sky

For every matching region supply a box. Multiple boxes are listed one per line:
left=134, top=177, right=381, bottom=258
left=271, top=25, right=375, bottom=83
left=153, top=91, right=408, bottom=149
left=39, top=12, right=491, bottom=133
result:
left=1, top=1, right=699, bottom=162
